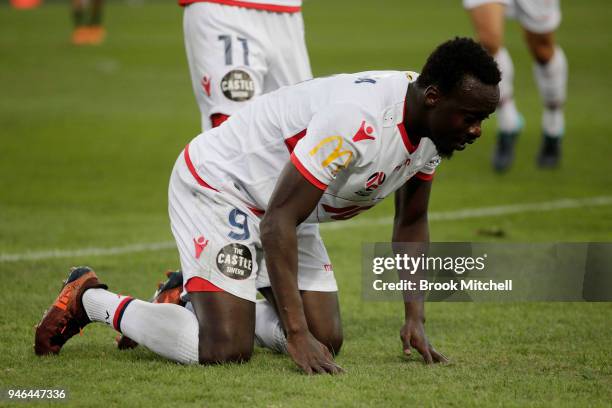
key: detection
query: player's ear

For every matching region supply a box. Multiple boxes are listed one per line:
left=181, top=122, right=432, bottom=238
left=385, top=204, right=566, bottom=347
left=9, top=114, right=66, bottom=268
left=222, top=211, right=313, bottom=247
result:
left=424, top=85, right=441, bottom=108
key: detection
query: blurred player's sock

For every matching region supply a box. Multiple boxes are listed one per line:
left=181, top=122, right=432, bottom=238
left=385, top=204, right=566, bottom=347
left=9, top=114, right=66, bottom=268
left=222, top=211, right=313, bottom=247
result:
left=534, top=46, right=567, bottom=138
left=254, top=299, right=287, bottom=354
left=534, top=46, right=567, bottom=168
left=83, top=288, right=199, bottom=364
left=494, top=47, right=521, bottom=133
left=492, top=48, right=522, bottom=172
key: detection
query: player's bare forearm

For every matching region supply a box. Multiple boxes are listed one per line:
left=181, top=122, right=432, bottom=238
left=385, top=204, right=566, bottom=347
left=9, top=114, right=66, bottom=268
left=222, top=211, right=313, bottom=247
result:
left=262, top=161, right=342, bottom=374
left=392, top=215, right=428, bottom=321
left=260, top=214, right=308, bottom=335
left=392, top=178, right=447, bottom=364
left=392, top=178, right=431, bottom=320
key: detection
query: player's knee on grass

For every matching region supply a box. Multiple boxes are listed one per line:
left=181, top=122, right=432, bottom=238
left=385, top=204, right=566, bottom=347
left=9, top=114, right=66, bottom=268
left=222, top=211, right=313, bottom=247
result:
left=301, top=291, right=344, bottom=356
left=311, top=325, right=343, bottom=356
left=190, top=292, right=255, bottom=364
left=197, top=322, right=254, bottom=364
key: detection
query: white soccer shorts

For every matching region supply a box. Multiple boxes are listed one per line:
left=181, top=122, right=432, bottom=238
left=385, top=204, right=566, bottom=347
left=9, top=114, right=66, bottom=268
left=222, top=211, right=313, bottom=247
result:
left=463, top=0, right=561, bottom=34
left=183, top=2, right=312, bottom=132
left=168, top=147, right=337, bottom=302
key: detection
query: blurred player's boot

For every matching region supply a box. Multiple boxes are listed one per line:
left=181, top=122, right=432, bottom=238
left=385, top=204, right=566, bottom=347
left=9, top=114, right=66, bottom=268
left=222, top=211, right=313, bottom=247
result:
left=71, top=27, right=90, bottom=45
left=536, top=134, right=562, bottom=169
left=34, top=266, right=107, bottom=355
left=116, top=270, right=184, bottom=350
left=87, top=25, right=106, bottom=45
left=492, top=129, right=519, bottom=173
left=492, top=115, right=523, bottom=173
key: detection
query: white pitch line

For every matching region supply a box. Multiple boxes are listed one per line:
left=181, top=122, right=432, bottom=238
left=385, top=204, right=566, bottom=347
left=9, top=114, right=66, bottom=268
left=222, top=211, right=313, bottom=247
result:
left=1, top=196, right=611, bottom=263
left=320, top=195, right=612, bottom=230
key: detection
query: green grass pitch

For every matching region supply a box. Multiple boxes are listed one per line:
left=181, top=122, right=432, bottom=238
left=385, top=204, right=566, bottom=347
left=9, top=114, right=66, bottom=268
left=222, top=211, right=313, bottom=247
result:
left=1, top=0, right=611, bottom=406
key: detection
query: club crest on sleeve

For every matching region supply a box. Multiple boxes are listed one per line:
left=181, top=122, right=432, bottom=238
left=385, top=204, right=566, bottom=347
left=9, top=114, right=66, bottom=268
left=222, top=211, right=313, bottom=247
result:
left=353, top=120, right=376, bottom=142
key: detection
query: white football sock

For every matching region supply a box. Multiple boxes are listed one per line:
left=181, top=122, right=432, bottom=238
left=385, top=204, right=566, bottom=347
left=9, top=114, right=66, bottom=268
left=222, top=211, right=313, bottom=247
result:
left=494, top=47, right=522, bottom=133
left=534, top=46, right=567, bottom=137
left=83, top=288, right=199, bottom=364
left=82, top=288, right=127, bottom=326
left=254, top=299, right=287, bottom=354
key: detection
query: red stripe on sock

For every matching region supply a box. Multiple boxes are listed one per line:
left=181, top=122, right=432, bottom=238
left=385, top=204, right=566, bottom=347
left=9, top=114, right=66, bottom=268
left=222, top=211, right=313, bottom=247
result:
left=113, top=297, right=134, bottom=332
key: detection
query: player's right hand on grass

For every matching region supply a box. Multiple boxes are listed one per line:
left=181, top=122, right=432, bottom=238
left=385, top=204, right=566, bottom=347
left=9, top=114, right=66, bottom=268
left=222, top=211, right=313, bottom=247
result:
left=287, top=331, right=343, bottom=375
left=400, top=318, right=448, bottom=364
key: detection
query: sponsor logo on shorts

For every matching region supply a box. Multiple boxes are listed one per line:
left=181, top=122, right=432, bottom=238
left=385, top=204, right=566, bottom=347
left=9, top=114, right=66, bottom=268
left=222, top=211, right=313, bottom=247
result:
left=355, top=171, right=386, bottom=197
left=221, top=70, right=255, bottom=101
left=323, top=264, right=333, bottom=272
left=193, top=235, right=209, bottom=259
left=201, top=75, right=211, bottom=97
left=216, top=243, right=253, bottom=280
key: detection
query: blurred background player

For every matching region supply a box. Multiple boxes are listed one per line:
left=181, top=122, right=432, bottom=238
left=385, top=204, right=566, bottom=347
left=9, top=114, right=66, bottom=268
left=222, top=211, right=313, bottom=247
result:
left=464, top=0, right=568, bottom=171
left=71, top=0, right=106, bottom=45
left=180, top=0, right=312, bottom=131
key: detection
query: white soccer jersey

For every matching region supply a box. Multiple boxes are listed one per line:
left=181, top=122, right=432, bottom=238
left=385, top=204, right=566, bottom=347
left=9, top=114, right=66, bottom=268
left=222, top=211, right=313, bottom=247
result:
left=185, top=71, right=441, bottom=223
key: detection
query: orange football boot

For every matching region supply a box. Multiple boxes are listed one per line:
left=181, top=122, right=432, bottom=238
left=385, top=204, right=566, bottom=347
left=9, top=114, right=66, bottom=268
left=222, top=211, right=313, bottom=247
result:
left=34, top=266, right=107, bottom=355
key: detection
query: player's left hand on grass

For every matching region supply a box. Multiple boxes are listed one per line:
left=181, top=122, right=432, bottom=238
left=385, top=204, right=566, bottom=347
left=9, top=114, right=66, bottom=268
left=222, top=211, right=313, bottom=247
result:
left=400, top=318, right=448, bottom=364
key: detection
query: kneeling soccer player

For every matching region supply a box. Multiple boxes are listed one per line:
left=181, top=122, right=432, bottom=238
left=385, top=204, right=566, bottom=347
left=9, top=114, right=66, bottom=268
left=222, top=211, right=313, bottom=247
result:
left=35, top=37, right=500, bottom=374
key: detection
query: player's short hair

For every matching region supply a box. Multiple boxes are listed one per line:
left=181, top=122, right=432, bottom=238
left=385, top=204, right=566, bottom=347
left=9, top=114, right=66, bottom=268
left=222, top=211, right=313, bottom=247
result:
left=417, top=37, right=501, bottom=93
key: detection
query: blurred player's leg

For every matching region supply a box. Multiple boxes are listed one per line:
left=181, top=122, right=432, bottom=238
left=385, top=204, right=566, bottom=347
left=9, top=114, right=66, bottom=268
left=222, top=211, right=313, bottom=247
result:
left=514, top=0, right=565, bottom=168
left=524, top=31, right=567, bottom=168
left=71, top=0, right=88, bottom=45
left=71, top=0, right=105, bottom=45
left=87, top=0, right=106, bottom=45
left=466, top=1, right=521, bottom=172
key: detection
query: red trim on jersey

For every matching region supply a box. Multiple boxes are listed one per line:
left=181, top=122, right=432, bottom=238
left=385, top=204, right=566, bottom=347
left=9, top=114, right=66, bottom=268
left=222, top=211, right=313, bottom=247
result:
left=179, top=0, right=301, bottom=13
left=113, top=297, right=134, bottom=332
left=290, top=153, right=327, bottom=190
left=415, top=171, right=434, bottom=181
left=397, top=123, right=417, bottom=154
left=248, top=206, right=265, bottom=216
left=185, top=277, right=225, bottom=292
left=284, top=129, right=307, bottom=153
left=211, top=113, right=230, bottom=128
left=184, top=144, right=219, bottom=192
left=398, top=96, right=418, bottom=153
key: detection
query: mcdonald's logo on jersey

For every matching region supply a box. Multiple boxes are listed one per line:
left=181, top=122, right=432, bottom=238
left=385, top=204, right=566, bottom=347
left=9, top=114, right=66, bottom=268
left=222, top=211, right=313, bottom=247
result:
left=309, top=136, right=354, bottom=176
